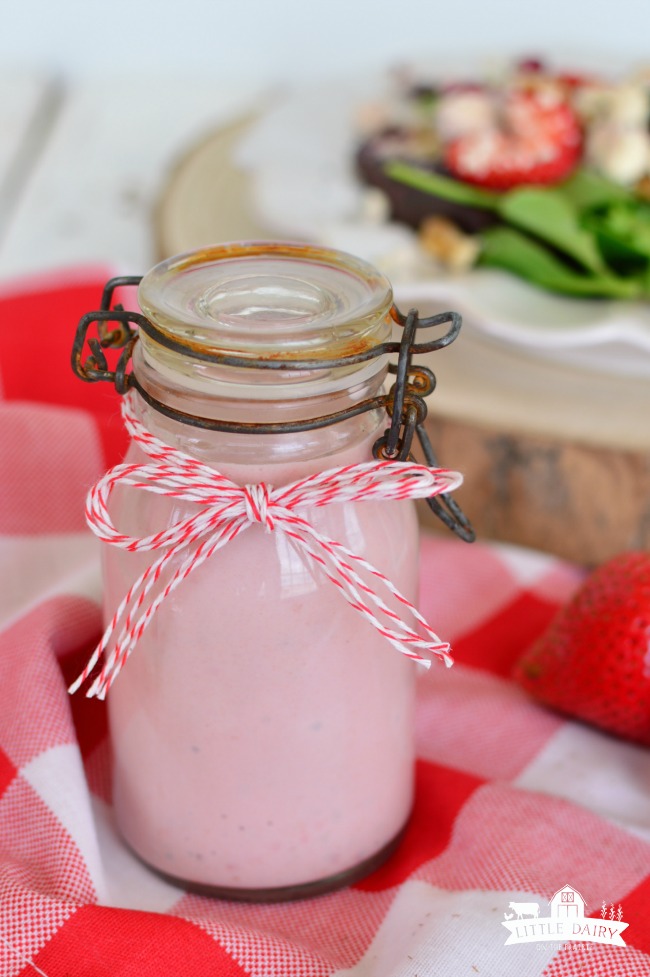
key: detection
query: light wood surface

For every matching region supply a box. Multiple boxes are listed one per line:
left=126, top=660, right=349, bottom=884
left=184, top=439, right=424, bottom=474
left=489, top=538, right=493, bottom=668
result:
left=0, top=76, right=264, bottom=281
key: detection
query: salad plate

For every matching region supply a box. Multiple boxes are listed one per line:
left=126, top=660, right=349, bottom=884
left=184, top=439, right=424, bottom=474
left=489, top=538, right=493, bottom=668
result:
left=229, top=60, right=650, bottom=377
left=391, top=272, right=650, bottom=377
left=155, top=81, right=650, bottom=565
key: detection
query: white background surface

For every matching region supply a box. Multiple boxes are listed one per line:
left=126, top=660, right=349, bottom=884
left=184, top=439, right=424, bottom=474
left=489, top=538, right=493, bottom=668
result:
left=2, top=0, right=649, bottom=84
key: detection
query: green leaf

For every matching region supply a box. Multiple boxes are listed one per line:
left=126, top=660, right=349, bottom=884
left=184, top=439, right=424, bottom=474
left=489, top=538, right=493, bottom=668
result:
left=560, top=168, right=635, bottom=211
left=496, top=187, right=607, bottom=275
left=590, top=203, right=650, bottom=258
left=384, top=161, right=500, bottom=210
left=643, top=264, right=650, bottom=296
left=479, top=226, right=642, bottom=299
left=385, top=158, right=650, bottom=300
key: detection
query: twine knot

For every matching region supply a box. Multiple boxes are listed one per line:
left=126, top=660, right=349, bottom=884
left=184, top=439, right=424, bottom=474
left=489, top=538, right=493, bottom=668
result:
left=243, top=483, right=274, bottom=531
left=70, top=392, right=463, bottom=699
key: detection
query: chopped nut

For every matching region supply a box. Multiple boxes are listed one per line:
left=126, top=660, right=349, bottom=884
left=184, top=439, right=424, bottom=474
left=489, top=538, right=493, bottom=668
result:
left=635, top=175, right=650, bottom=201
left=406, top=127, right=442, bottom=160
left=418, top=216, right=481, bottom=271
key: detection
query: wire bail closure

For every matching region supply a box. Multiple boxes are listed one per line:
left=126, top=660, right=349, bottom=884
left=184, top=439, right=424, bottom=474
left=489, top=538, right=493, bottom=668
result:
left=71, top=276, right=475, bottom=542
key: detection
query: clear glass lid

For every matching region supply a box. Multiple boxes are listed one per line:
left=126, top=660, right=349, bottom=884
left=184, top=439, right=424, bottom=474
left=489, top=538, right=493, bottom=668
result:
left=137, top=242, right=394, bottom=361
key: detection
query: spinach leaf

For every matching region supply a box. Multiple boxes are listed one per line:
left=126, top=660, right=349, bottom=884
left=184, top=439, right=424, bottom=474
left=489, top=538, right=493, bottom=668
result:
left=497, top=188, right=607, bottom=275
left=384, top=161, right=500, bottom=210
left=385, top=162, right=606, bottom=272
left=479, top=226, right=642, bottom=298
left=560, top=168, right=635, bottom=211
left=385, top=159, right=650, bottom=299
left=590, top=202, right=650, bottom=258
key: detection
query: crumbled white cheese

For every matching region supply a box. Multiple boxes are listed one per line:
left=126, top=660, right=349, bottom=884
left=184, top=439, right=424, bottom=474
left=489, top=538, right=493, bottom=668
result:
left=575, top=83, right=649, bottom=127
left=435, top=91, right=495, bottom=143
left=359, top=188, right=391, bottom=224
left=587, top=122, right=650, bottom=184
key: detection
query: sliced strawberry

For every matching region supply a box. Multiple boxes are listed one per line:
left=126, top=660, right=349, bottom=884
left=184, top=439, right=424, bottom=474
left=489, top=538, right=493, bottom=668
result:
left=513, top=551, right=650, bottom=746
left=555, top=71, right=599, bottom=90
left=444, top=90, right=582, bottom=190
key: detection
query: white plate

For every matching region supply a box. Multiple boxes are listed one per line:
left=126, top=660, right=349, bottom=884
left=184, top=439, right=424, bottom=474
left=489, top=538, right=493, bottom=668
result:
left=234, top=73, right=650, bottom=378
left=392, top=272, right=650, bottom=377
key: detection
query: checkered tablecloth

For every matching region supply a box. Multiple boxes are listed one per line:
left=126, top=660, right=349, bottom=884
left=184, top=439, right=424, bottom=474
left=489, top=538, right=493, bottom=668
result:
left=2, top=273, right=650, bottom=977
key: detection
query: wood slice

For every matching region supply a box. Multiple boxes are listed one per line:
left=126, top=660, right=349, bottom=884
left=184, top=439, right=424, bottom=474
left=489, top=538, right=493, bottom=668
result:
left=413, top=312, right=650, bottom=566
left=418, top=414, right=650, bottom=567
left=156, top=117, right=650, bottom=567
left=155, top=112, right=272, bottom=257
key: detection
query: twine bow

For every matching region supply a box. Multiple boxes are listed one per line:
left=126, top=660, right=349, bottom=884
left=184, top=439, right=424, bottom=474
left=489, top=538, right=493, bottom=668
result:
left=70, top=393, right=462, bottom=698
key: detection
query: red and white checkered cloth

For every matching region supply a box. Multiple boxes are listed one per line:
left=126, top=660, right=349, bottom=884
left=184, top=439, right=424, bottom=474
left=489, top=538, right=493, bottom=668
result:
left=2, top=273, right=650, bottom=977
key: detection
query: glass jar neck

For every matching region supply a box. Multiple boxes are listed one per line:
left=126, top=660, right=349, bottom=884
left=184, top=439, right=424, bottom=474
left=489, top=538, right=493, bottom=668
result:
left=128, top=243, right=396, bottom=474
left=131, top=343, right=390, bottom=470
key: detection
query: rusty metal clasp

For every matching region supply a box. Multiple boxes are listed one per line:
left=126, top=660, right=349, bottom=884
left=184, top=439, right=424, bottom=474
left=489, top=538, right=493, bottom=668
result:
left=71, top=276, right=474, bottom=542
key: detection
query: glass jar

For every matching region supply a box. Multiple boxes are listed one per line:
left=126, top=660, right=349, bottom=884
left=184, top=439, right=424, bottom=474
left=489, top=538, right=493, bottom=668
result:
left=72, top=242, right=466, bottom=901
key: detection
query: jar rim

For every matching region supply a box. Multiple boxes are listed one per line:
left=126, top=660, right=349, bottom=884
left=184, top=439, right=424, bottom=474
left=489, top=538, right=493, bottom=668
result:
left=137, top=242, right=394, bottom=362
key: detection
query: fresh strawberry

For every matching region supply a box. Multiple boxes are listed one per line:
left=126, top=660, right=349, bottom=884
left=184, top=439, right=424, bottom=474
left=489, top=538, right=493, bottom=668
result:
left=554, top=71, right=599, bottom=90
left=444, top=90, right=582, bottom=190
left=513, top=551, right=650, bottom=745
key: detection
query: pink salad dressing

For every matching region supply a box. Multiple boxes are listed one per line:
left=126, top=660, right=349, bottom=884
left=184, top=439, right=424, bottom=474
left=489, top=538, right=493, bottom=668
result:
left=105, top=433, right=419, bottom=891
left=84, top=242, right=447, bottom=898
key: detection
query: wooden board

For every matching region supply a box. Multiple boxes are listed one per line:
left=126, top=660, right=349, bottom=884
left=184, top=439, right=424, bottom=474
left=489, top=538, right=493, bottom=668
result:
left=156, top=118, right=650, bottom=566
left=414, top=323, right=650, bottom=565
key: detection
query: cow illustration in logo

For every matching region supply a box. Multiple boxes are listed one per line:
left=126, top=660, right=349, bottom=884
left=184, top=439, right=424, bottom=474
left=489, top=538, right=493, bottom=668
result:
left=509, top=902, right=539, bottom=919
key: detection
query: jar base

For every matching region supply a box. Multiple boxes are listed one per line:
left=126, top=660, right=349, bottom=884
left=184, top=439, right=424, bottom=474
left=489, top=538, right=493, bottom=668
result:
left=128, top=822, right=408, bottom=903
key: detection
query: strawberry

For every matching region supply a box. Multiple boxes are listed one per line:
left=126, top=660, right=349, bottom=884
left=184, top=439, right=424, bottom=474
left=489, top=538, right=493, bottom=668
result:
left=444, top=90, right=582, bottom=190
left=513, top=551, right=650, bottom=745
left=555, top=72, right=595, bottom=90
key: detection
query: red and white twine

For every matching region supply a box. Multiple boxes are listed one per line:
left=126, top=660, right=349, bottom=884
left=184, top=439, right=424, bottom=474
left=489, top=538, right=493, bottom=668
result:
left=70, top=393, right=463, bottom=699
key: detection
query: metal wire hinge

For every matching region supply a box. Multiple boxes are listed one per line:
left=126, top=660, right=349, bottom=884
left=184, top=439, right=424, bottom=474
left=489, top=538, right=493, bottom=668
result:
left=71, top=276, right=475, bottom=542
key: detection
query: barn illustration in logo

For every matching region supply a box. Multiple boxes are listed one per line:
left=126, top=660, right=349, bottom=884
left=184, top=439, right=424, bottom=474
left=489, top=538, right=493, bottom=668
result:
left=550, top=884, right=586, bottom=918
left=502, top=883, right=628, bottom=947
